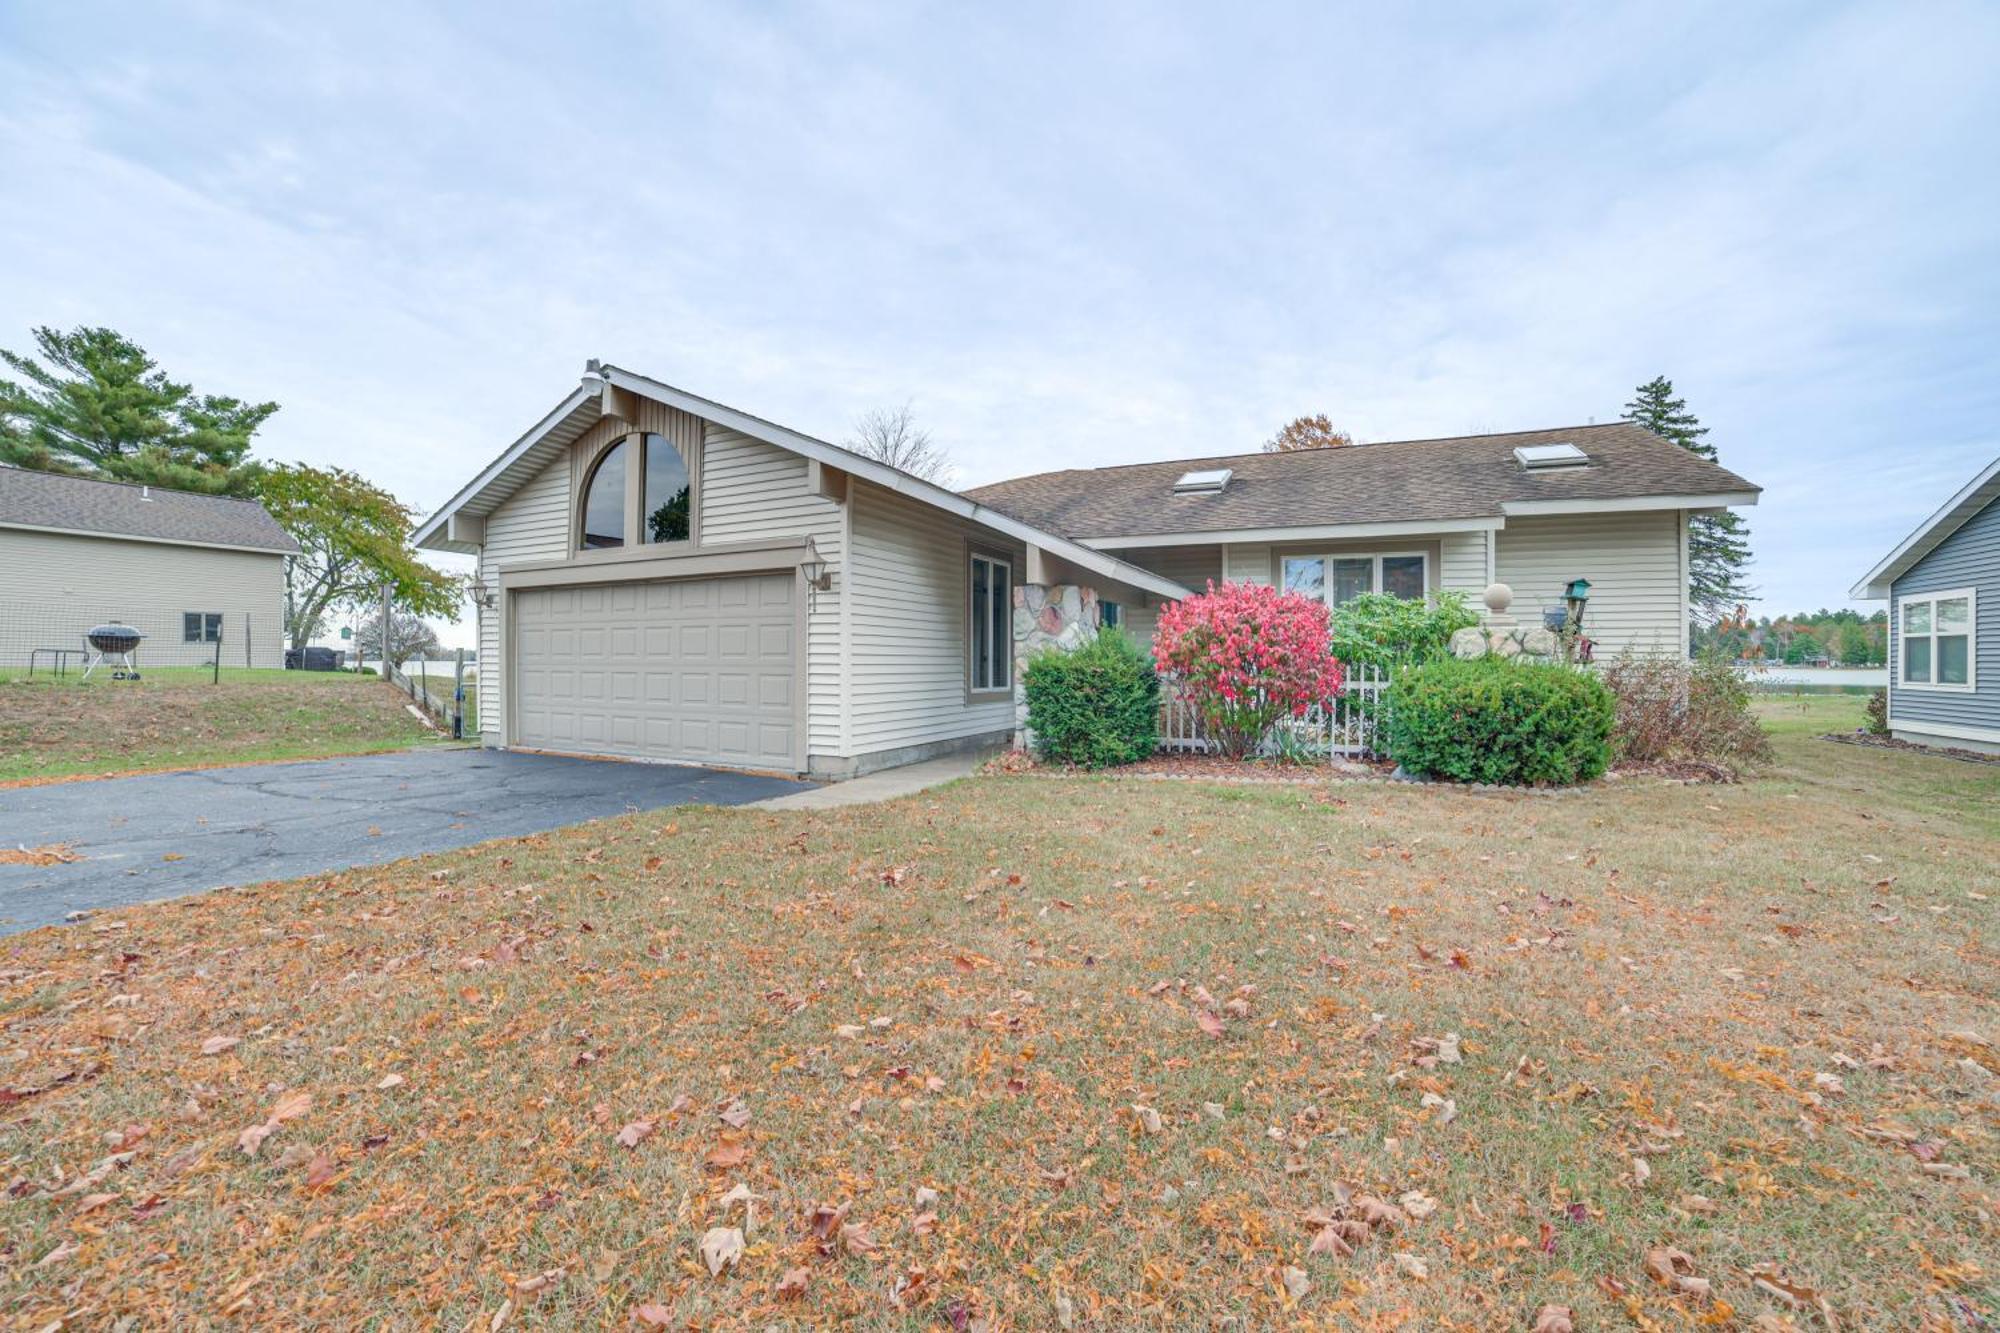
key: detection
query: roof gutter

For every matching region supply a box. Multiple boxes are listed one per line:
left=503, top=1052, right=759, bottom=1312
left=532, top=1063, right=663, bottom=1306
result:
left=0, top=519, right=297, bottom=556
left=1499, top=491, right=1760, bottom=517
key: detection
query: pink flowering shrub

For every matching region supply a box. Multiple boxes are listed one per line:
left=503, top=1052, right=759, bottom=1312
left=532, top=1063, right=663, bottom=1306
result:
left=1152, top=581, right=1345, bottom=757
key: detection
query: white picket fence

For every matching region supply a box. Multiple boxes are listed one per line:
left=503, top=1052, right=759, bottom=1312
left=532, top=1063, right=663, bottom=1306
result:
left=1159, top=663, right=1392, bottom=760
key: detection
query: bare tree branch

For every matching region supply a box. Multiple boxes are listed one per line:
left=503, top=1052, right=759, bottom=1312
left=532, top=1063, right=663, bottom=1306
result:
left=845, top=402, right=955, bottom=485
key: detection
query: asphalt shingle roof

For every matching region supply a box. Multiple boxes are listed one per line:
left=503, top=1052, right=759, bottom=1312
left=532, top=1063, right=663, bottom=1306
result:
left=0, top=467, right=298, bottom=553
left=962, top=423, right=1758, bottom=541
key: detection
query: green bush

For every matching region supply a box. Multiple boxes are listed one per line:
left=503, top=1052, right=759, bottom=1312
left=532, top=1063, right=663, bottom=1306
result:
left=1022, top=629, right=1159, bottom=768
left=1329, top=590, right=1480, bottom=669
left=1385, top=657, right=1614, bottom=786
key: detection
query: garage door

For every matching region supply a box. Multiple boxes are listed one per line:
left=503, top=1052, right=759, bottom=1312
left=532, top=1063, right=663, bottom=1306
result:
left=512, top=573, right=798, bottom=770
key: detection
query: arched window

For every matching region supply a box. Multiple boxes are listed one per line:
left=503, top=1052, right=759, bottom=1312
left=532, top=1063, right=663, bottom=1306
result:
left=642, top=433, right=690, bottom=543
left=580, top=439, right=628, bottom=548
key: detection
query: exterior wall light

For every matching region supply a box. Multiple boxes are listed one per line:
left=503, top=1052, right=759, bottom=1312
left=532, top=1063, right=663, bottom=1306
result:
left=800, top=544, right=832, bottom=609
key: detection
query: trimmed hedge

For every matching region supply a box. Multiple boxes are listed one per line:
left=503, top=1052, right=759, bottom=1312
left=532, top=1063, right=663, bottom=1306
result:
left=1385, top=657, right=1614, bottom=786
left=1022, top=629, right=1159, bottom=768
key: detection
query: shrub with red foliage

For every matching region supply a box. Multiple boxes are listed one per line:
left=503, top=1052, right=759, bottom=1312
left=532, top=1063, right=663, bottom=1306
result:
left=1152, top=581, right=1345, bottom=757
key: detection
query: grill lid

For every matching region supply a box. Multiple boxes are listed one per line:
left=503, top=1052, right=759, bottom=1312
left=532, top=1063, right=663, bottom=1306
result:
left=87, top=624, right=144, bottom=651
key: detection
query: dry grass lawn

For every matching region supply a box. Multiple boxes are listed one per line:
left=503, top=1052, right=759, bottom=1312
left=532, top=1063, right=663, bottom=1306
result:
left=0, top=670, right=440, bottom=785
left=0, top=695, right=1994, bottom=1328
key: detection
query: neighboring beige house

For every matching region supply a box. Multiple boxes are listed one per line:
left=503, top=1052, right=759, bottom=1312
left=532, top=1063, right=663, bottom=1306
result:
left=0, top=467, right=296, bottom=670
left=414, top=363, right=1760, bottom=779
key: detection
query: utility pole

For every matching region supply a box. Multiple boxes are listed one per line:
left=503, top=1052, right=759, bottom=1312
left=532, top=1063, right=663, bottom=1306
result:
left=381, top=583, right=394, bottom=680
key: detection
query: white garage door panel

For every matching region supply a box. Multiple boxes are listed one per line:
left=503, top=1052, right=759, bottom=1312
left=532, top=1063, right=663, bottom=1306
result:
left=512, top=573, right=797, bottom=770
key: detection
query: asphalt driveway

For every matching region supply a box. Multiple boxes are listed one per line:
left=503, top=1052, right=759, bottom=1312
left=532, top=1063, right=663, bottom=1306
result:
left=0, top=748, right=811, bottom=932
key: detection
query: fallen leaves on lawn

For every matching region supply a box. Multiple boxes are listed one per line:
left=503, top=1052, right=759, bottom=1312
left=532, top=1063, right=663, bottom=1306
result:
left=1533, top=1305, right=1574, bottom=1333
left=614, top=1118, right=657, bottom=1149
left=200, top=1034, right=241, bottom=1056
left=236, top=1090, right=311, bottom=1157
left=698, top=1226, right=744, bottom=1276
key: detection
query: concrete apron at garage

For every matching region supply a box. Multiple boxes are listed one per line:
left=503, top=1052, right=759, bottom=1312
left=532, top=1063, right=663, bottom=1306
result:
left=0, top=748, right=812, bottom=934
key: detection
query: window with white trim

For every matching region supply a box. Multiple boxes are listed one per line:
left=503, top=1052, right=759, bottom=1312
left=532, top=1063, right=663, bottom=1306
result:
left=1280, top=552, right=1428, bottom=606
left=1899, top=588, right=1975, bottom=690
left=183, top=611, right=221, bottom=644
left=969, top=552, right=1012, bottom=693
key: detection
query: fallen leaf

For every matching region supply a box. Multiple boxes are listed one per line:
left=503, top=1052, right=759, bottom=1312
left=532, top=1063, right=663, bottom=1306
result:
left=1132, top=1104, right=1163, bottom=1136
left=698, top=1226, right=744, bottom=1276
left=1280, top=1265, right=1311, bottom=1301
left=269, top=1091, right=312, bottom=1123
left=1196, top=1010, right=1225, bottom=1039
left=1398, top=1189, right=1439, bottom=1220
left=200, top=1035, right=241, bottom=1056
left=376, top=1073, right=404, bottom=1090
left=615, top=1119, right=658, bottom=1149
left=1646, top=1246, right=1697, bottom=1287
left=1394, top=1252, right=1429, bottom=1280
left=631, top=1303, right=672, bottom=1328
left=304, top=1152, right=336, bottom=1190
left=777, top=1266, right=810, bottom=1300
left=1533, top=1305, right=1574, bottom=1333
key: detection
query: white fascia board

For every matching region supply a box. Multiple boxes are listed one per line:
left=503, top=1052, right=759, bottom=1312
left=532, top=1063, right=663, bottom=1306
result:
left=1500, top=492, right=1760, bottom=517
left=0, top=519, right=296, bottom=556
left=601, top=366, right=1192, bottom=601
left=1849, top=456, right=2000, bottom=600
left=1081, top=516, right=1505, bottom=550
left=412, top=383, right=598, bottom=549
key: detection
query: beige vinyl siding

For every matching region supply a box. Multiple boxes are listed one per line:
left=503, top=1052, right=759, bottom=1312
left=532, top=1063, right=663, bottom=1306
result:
left=476, top=420, right=844, bottom=758
left=699, top=427, right=844, bottom=756
left=0, top=528, right=286, bottom=668
left=1118, top=546, right=1224, bottom=646
left=477, top=455, right=571, bottom=737
left=1223, top=543, right=1272, bottom=585
left=1440, top=530, right=1490, bottom=598
left=1495, top=511, right=1686, bottom=657
left=847, top=481, right=1020, bottom=756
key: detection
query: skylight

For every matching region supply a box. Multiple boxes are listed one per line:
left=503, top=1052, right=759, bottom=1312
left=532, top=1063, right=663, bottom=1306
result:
left=1173, top=468, right=1233, bottom=494
left=1513, top=443, right=1590, bottom=470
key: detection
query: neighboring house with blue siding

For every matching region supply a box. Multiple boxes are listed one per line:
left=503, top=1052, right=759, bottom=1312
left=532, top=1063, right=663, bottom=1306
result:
left=1852, top=456, right=2000, bottom=754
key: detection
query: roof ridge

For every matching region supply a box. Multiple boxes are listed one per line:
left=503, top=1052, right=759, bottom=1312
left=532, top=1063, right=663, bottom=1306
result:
left=0, top=465, right=269, bottom=506
left=965, top=421, right=1641, bottom=490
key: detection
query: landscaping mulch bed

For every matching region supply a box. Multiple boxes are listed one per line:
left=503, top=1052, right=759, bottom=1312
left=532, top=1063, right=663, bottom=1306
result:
left=989, top=750, right=1730, bottom=787
left=985, top=750, right=1386, bottom=783
left=1820, top=729, right=2000, bottom=765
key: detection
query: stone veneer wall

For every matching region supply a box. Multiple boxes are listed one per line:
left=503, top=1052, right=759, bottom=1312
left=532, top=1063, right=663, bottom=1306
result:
left=1012, top=583, right=1100, bottom=746
left=1449, top=622, right=1562, bottom=661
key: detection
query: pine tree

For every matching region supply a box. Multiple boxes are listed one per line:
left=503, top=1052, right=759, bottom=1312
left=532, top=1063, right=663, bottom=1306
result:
left=0, top=325, right=275, bottom=495
left=1621, top=376, right=1752, bottom=628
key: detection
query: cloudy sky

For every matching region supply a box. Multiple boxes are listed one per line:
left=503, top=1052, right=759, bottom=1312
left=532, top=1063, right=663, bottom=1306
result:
left=3, top=1, right=1996, bottom=636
